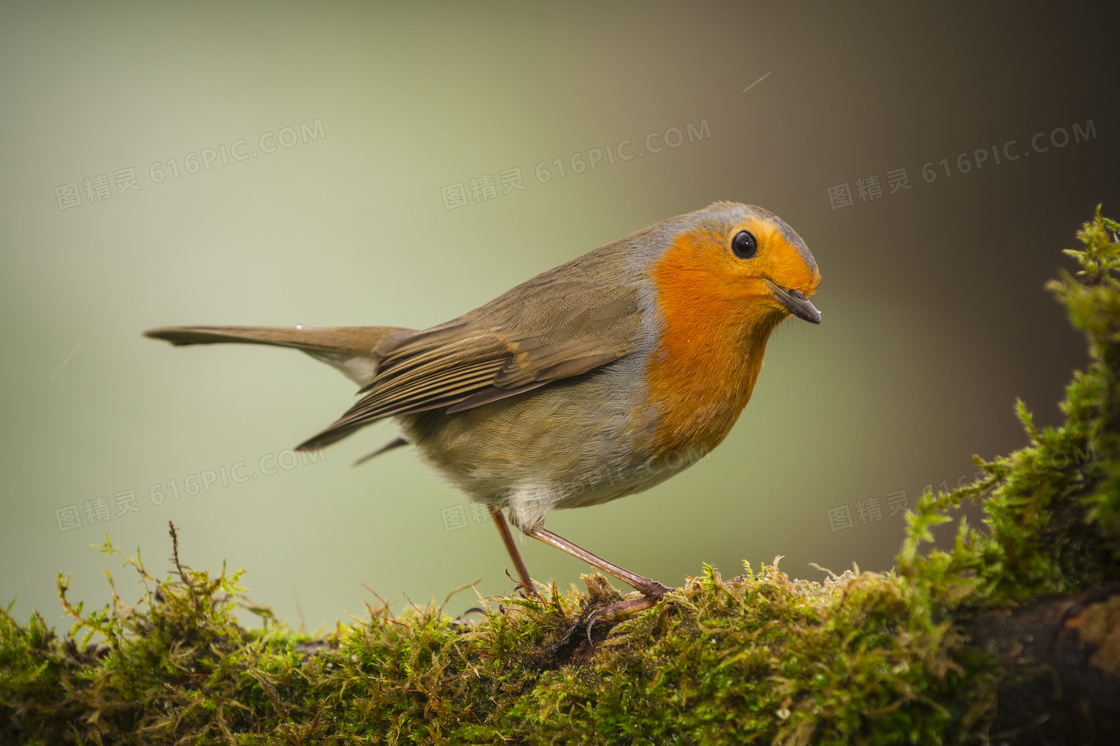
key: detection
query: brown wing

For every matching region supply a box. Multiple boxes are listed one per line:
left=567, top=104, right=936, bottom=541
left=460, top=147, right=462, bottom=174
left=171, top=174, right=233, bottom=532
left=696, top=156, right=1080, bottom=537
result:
left=296, top=276, right=643, bottom=450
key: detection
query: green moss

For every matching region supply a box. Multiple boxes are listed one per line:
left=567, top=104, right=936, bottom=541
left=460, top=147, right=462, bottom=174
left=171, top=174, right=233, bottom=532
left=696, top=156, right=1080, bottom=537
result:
left=901, top=205, right=1120, bottom=607
left=2, top=208, right=1119, bottom=744
left=0, top=552, right=995, bottom=744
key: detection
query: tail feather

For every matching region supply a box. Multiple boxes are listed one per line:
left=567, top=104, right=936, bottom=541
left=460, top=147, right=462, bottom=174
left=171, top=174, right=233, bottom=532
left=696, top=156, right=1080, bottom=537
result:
left=143, top=324, right=411, bottom=386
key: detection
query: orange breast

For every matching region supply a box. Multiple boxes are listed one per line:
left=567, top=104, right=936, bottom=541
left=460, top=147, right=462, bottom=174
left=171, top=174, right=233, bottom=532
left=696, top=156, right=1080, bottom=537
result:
left=636, top=230, right=783, bottom=460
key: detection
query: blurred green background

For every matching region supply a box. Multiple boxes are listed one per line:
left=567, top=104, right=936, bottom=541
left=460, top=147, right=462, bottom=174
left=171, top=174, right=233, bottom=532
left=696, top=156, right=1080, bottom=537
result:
left=2, top=2, right=1117, bottom=630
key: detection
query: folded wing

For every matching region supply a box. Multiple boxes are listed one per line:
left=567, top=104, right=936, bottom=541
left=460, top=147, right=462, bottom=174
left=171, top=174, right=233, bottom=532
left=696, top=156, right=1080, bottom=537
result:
left=296, top=278, right=642, bottom=450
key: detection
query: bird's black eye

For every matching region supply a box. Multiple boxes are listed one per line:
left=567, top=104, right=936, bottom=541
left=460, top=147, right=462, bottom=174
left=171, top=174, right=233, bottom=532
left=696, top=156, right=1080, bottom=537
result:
left=731, top=230, right=758, bottom=259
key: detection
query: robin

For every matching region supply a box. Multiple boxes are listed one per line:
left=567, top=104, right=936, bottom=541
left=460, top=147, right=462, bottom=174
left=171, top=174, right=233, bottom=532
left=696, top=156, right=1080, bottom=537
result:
left=145, top=201, right=820, bottom=610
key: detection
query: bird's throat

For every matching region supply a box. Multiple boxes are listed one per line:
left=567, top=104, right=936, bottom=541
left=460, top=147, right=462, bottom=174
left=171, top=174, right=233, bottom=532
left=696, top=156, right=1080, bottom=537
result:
left=638, top=240, right=782, bottom=460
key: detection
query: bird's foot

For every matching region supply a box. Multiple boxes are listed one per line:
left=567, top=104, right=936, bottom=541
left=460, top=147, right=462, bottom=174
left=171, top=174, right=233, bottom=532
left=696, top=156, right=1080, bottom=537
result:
left=584, top=581, right=672, bottom=643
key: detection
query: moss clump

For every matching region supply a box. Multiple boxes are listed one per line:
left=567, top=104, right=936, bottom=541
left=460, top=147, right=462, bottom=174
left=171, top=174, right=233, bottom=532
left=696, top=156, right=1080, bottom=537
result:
left=1, top=549, right=993, bottom=744
left=2, top=208, right=1119, bottom=744
left=901, top=206, right=1120, bottom=607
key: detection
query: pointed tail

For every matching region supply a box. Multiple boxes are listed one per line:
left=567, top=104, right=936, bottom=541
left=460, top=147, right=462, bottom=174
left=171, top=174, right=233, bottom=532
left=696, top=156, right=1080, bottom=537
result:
left=143, top=324, right=410, bottom=386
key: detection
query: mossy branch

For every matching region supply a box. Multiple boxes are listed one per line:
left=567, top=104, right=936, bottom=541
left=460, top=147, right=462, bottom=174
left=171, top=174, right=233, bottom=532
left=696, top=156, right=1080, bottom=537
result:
left=3, top=208, right=1120, bottom=744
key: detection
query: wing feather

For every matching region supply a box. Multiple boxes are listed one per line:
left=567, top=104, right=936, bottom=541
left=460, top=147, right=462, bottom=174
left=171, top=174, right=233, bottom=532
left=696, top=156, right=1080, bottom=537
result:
left=297, top=252, right=647, bottom=450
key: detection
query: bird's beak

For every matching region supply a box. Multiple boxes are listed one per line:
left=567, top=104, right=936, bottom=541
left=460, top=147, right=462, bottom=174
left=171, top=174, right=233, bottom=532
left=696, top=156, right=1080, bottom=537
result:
left=763, top=279, right=821, bottom=324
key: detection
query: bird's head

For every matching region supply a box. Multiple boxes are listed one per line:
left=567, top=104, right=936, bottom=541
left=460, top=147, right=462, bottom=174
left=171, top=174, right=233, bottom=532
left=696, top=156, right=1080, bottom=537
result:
left=637, top=202, right=821, bottom=454
left=650, top=202, right=821, bottom=347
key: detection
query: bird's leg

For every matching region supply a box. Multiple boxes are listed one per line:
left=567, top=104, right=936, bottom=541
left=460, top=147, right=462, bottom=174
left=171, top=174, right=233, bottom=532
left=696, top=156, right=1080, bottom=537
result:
left=524, top=525, right=671, bottom=601
left=488, top=506, right=538, bottom=596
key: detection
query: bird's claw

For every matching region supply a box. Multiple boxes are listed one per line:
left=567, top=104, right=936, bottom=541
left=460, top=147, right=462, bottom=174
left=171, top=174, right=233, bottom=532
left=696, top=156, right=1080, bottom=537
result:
left=585, top=585, right=672, bottom=644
